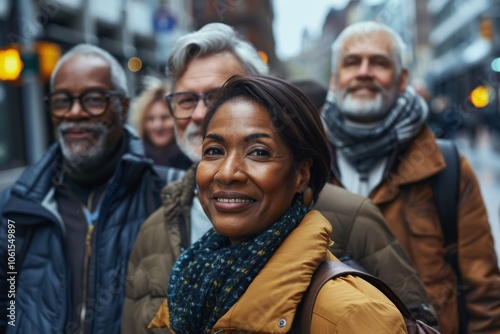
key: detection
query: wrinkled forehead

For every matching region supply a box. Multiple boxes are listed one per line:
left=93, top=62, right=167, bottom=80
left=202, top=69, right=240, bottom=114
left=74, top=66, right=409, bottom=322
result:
left=52, top=54, right=113, bottom=91
left=341, top=31, right=396, bottom=59
left=174, top=52, right=246, bottom=92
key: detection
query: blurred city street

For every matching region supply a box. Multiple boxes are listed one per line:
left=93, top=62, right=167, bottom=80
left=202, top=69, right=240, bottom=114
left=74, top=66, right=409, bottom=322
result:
left=455, top=129, right=500, bottom=265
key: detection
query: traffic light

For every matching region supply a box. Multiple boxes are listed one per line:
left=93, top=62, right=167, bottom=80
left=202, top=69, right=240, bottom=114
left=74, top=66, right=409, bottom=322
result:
left=0, top=46, right=23, bottom=81
left=0, top=42, right=61, bottom=83
left=35, top=41, right=61, bottom=82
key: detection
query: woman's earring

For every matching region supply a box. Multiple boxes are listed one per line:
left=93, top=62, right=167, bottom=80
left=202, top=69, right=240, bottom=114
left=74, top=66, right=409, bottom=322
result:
left=302, top=187, right=313, bottom=208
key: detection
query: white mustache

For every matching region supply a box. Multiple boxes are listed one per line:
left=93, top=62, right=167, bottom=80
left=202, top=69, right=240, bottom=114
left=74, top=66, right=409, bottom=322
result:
left=347, top=83, right=382, bottom=93
left=57, top=122, right=108, bottom=135
left=185, top=124, right=202, bottom=140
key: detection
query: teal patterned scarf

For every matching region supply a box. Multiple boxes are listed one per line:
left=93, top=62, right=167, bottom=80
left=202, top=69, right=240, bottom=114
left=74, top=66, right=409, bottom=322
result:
left=167, top=195, right=308, bottom=333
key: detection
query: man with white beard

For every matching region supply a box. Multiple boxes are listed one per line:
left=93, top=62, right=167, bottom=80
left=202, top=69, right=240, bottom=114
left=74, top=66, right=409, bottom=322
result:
left=0, top=44, right=164, bottom=334
left=323, top=21, right=500, bottom=334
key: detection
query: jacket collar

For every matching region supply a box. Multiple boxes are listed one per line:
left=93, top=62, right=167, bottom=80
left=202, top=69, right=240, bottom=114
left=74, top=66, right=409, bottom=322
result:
left=160, top=163, right=198, bottom=208
left=330, top=127, right=446, bottom=204
left=160, top=163, right=198, bottom=252
left=371, top=126, right=446, bottom=204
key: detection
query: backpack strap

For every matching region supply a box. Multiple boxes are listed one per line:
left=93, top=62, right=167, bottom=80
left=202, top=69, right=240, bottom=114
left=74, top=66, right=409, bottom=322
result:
left=431, top=139, right=468, bottom=333
left=431, top=139, right=460, bottom=249
left=292, top=261, right=410, bottom=333
left=291, top=261, right=439, bottom=334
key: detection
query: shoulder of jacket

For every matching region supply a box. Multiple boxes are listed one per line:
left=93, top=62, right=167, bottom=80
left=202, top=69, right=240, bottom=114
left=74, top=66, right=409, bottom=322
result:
left=314, top=277, right=406, bottom=331
left=140, top=206, right=166, bottom=230
left=314, top=183, right=368, bottom=216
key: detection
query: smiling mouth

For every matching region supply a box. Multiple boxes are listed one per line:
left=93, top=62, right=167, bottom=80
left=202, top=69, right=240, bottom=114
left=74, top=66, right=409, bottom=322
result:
left=350, top=86, right=378, bottom=93
left=215, top=198, right=255, bottom=203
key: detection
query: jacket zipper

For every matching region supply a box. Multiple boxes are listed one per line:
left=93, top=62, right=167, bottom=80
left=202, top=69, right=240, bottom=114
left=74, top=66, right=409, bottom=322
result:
left=79, top=224, right=94, bottom=334
left=79, top=191, right=96, bottom=334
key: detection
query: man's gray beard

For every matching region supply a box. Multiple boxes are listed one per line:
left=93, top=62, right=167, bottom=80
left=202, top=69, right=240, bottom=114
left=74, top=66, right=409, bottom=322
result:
left=57, top=122, right=109, bottom=170
left=336, top=87, right=399, bottom=122
left=174, top=123, right=202, bottom=163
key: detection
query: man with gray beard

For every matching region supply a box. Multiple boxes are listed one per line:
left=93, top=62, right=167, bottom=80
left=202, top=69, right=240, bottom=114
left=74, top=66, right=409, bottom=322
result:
left=0, top=44, right=164, bottom=334
left=324, top=21, right=500, bottom=334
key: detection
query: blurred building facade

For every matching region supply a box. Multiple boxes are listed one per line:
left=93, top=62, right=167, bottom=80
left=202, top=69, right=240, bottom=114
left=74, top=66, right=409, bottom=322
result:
left=191, top=0, right=283, bottom=76
left=426, top=0, right=500, bottom=140
left=0, top=0, right=281, bottom=189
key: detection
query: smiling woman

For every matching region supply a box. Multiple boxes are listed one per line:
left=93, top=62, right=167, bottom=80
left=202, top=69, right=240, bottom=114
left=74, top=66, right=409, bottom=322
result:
left=131, top=77, right=191, bottom=168
left=148, top=75, right=408, bottom=333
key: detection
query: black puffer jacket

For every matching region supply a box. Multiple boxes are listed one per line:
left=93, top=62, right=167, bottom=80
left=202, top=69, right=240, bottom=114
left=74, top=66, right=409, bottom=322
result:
left=0, top=127, right=164, bottom=334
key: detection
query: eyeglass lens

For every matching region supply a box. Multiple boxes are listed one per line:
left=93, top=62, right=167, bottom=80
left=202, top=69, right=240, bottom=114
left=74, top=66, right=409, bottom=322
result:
left=49, top=91, right=110, bottom=116
left=168, top=90, right=219, bottom=118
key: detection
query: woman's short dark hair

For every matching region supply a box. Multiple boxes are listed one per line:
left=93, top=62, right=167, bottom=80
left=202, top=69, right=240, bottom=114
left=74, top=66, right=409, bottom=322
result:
left=203, top=75, right=331, bottom=203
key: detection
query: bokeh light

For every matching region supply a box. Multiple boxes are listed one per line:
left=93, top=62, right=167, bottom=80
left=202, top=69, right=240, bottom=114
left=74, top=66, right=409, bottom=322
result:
left=128, top=57, right=142, bottom=72
left=491, top=58, right=500, bottom=72
left=0, top=48, right=23, bottom=81
left=469, top=85, right=490, bottom=108
left=258, top=51, right=268, bottom=64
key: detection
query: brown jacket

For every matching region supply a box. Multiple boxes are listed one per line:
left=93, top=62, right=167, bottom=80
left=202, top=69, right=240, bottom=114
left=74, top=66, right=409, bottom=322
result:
left=315, top=182, right=430, bottom=310
left=148, top=211, right=407, bottom=333
left=331, top=126, right=500, bottom=334
left=122, top=165, right=430, bottom=333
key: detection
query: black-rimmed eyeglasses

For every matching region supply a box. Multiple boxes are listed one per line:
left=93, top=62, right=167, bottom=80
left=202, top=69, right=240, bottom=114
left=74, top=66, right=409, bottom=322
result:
left=45, top=89, right=123, bottom=117
left=165, top=89, right=219, bottom=119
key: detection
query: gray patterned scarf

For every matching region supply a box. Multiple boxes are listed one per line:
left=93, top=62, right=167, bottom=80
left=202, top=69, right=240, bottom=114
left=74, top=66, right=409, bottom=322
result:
left=323, top=87, right=428, bottom=178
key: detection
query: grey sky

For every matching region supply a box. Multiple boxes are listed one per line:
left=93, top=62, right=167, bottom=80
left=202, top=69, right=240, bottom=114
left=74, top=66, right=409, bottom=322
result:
left=272, top=0, right=385, bottom=59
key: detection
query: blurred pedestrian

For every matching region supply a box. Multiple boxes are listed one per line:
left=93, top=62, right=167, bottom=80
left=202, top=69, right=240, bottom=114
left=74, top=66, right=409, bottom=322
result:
left=131, top=76, right=191, bottom=169
left=323, top=21, right=500, bottom=334
left=0, top=44, right=164, bottom=334
left=148, top=74, right=407, bottom=333
left=291, top=79, right=328, bottom=113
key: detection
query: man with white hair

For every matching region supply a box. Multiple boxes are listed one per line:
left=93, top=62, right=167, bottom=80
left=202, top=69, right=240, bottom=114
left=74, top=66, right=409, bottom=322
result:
left=0, top=44, right=164, bottom=333
left=324, top=21, right=500, bottom=334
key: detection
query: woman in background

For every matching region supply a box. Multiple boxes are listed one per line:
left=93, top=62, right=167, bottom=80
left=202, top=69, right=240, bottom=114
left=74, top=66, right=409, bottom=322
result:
left=148, top=75, right=406, bottom=333
left=131, top=77, right=191, bottom=169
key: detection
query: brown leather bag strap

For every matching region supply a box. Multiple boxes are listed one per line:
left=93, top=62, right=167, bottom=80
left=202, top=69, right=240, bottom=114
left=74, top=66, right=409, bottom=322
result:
left=291, top=261, right=417, bottom=334
left=290, top=261, right=339, bottom=333
left=324, top=261, right=415, bottom=318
